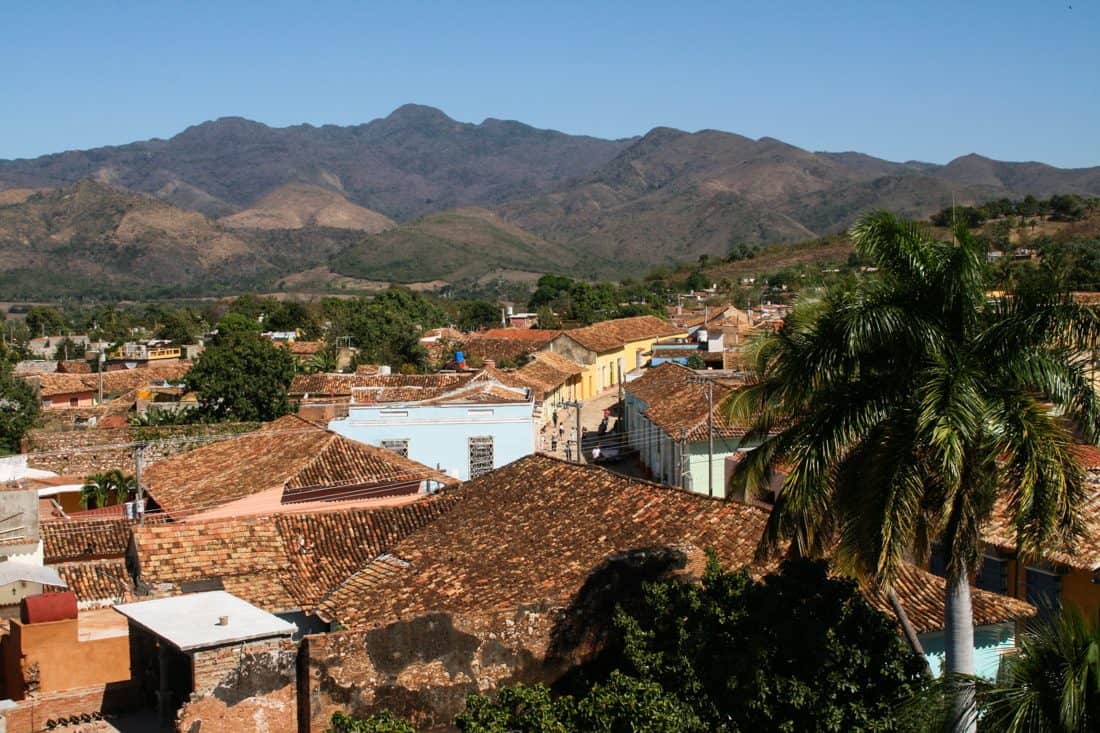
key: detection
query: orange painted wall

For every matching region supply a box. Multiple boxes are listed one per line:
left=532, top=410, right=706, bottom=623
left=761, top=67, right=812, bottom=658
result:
left=45, top=392, right=96, bottom=409
left=1061, top=569, right=1100, bottom=624
left=1004, top=558, right=1100, bottom=625
left=4, top=619, right=129, bottom=698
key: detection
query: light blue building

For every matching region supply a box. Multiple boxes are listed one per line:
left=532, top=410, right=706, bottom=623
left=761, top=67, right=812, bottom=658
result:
left=328, top=378, right=536, bottom=481
left=623, top=362, right=756, bottom=498
left=918, top=622, right=1016, bottom=680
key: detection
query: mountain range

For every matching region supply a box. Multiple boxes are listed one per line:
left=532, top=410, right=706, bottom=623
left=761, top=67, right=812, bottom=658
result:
left=1, top=104, right=1098, bottom=297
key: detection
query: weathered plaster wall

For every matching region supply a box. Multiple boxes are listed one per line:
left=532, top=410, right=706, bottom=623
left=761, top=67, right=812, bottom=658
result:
left=178, top=638, right=299, bottom=733
left=303, top=608, right=567, bottom=732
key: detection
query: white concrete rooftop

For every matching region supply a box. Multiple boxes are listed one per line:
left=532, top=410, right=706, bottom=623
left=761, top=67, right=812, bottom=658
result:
left=114, top=591, right=296, bottom=651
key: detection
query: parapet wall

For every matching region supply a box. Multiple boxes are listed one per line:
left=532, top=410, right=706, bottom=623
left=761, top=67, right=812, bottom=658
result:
left=22, top=423, right=257, bottom=476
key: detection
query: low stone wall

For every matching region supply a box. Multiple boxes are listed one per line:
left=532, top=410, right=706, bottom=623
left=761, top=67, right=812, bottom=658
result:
left=178, top=638, right=299, bottom=733
left=0, top=681, right=140, bottom=733
left=22, top=423, right=257, bottom=476
left=302, top=608, right=569, bottom=732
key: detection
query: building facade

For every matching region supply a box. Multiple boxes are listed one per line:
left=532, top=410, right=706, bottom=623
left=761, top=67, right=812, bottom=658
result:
left=328, top=381, right=537, bottom=481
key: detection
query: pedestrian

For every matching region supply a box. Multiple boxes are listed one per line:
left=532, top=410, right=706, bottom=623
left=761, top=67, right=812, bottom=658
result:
left=552, top=411, right=558, bottom=428
left=551, top=435, right=558, bottom=451
left=559, top=425, right=565, bottom=441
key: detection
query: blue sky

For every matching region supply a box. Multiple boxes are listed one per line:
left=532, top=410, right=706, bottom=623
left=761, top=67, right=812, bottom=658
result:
left=3, top=1, right=1097, bottom=166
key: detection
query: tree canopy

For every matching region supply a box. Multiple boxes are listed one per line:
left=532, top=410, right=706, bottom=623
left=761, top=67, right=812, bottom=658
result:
left=726, top=211, right=1100, bottom=730
left=184, top=332, right=296, bottom=421
left=0, top=367, right=38, bottom=455
left=335, top=557, right=925, bottom=733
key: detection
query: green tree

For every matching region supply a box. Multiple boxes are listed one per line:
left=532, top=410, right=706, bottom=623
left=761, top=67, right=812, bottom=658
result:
left=304, top=348, right=339, bottom=375
left=80, top=472, right=112, bottom=509
left=184, top=332, right=296, bottom=421
left=981, top=607, right=1100, bottom=732
left=456, top=300, right=502, bottom=331
left=50, top=336, right=84, bottom=361
left=329, top=710, right=416, bottom=733
left=25, top=306, right=66, bottom=337
left=727, top=212, right=1100, bottom=731
left=0, top=369, right=39, bottom=455
left=457, top=673, right=703, bottom=733
left=155, top=309, right=202, bottom=345
left=605, top=556, right=924, bottom=731
left=685, top=353, right=706, bottom=370
left=535, top=306, right=561, bottom=330
left=684, top=270, right=708, bottom=292
left=215, top=312, right=262, bottom=339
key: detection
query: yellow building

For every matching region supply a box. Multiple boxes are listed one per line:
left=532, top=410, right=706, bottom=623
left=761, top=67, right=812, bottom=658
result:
left=979, top=445, right=1100, bottom=624
left=544, top=316, right=687, bottom=401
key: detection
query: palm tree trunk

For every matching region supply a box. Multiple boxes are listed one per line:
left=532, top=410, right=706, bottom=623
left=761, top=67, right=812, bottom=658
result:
left=945, top=573, right=977, bottom=733
left=887, top=587, right=932, bottom=676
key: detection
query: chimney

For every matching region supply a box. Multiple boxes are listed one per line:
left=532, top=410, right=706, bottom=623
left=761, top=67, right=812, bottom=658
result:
left=216, top=615, right=229, bottom=626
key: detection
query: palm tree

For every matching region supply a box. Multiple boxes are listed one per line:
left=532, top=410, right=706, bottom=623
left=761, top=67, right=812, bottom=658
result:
left=726, top=211, right=1100, bottom=732
left=104, top=468, right=136, bottom=504
left=982, top=606, right=1100, bottom=732
left=80, top=472, right=113, bottom=509
left=304, top=348, right=338, bottom=374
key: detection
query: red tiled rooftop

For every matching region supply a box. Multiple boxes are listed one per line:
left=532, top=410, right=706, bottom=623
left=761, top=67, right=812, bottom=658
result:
left=318, top=455, right=1030, bottom=634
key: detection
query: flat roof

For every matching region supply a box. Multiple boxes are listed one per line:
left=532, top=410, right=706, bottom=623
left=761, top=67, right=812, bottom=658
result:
left=114, top=591, right=296, bottom=651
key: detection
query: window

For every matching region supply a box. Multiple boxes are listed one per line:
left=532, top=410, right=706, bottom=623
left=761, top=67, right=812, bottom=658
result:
left=1026, top=567, right=1062, bottom=621
left=380, top=439, right=410, bottom=458
left=468, top=436, right=494, bottom=479
left=976, top=556, right=1008, bottom=594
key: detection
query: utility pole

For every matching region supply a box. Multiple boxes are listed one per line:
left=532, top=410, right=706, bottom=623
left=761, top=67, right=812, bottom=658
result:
left=558, top=400, right=584, bottom=464
left=135, top=442, right=146, bottom=526
left=687, top=373, right=717, bottom=497
left=617, top=361, right=624, bottom=433
left=678, top=427, right=689, bottom=489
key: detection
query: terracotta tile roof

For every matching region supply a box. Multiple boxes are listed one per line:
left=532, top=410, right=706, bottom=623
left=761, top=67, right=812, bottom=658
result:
left=278, top=340, right=324, bottom=356
left=509, top=352, right=585, bottom=400
left=460, top=338, right=543, bottom=365
left=54, top=559, right=132, bottom=606
left=627, top=363, right=749, bottom=441
left=421, top=328, right=467, bottom=342
left=42, top=518, right=135, bottom=563
left=411, top=380, right=531, bottom=406
left=141, top=416, right=454, bottom=518
left=624, top=362, right=689, bottom=405
left=984, top=456, right=1100, bottom=570
left=292, top=372, right=476, bottom=400
left=276, top=500, right=458, bottom=612
left=57, top=360, right=92, bottom=374
left=319, top=455, right=775, bottom=628
left=132, top=515, right=296, bottom=610
left=559, top=316, right=685, bottom=354
left=319, top=455, right=1026, bottom=635
left=868, top=563, right=1034, bottom=634
left=28, top=363, right=191, bottom=398
left=132, top=498, right=458, bottom=614
left=474, top=329, right=561, bottom=343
